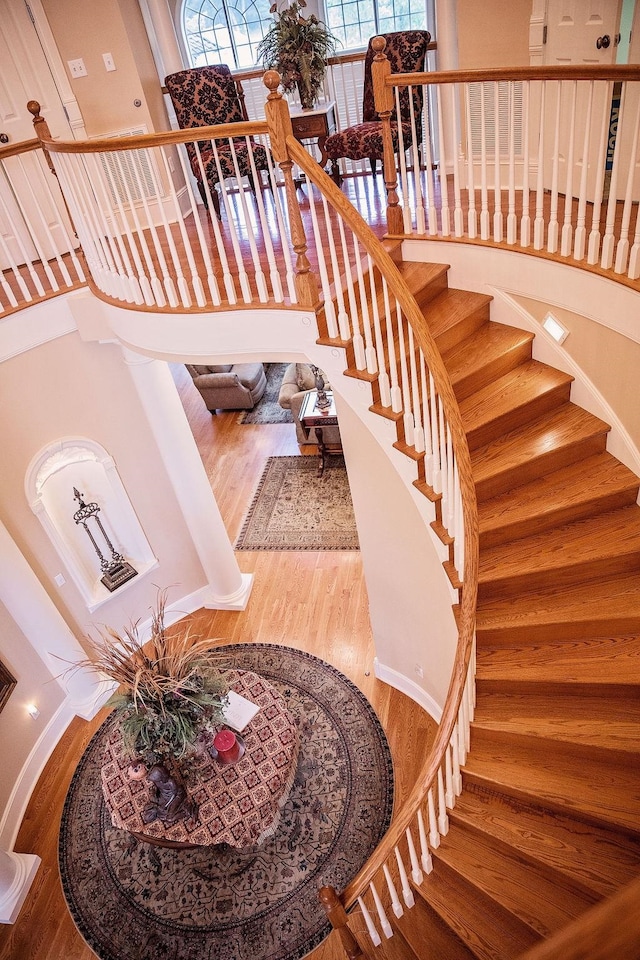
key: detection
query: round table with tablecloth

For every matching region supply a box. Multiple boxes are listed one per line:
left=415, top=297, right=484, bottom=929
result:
left=100, top=669, right=300, bottom=848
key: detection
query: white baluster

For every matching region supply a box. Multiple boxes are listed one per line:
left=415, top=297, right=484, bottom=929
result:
left=338, top=217, right=360, bottom=350
left=450, top=83, right=464, bottom=237
left=210, top=139, right=251, bottom=302
left=394, top=845, right=415, bottom=907
left=247, top=135, right=284, bottom=301
left=587, top=80, right=613, bottom=265
left=396, top=301, right=415, bottom=447
left=306, top=177, right=336, bottom=329
left=547, top=80, right=562, bottom=253
left=353, top=237, right=375, bottom=371
left=383, top=278, right=402, bottom=411
left=614, top=87, right=640, bottom=275
left=173, top=143, right=221, bottom=306
left=266, top=147, right=296, bottom=302
left=407, top=325, right=424, bottom=452
left=367, top=254, right=390, bottom=400
left=451, top=724, right=463, bottom=795
left=429, top=372, right=441, bottom=493
left=417, top=807, right=433, bottom=874
left=99, top=150, right=146, bottom=304
left=357, top=895, right=382, bottom=947
left=520, top=80, right=531, bottom=247
left=457, top=705, right=467, bottom=767
left=464, top=83, right=477, bottom=238
left=507, top=80, right=517, bottom=244
left=438, top=766, right=449, bottom=835
left=420, top=353, right=434, bottom=487
left=574, top=81, right=594, bottom=262
left=560, top=80, right=577, bottom=257
left=406, top=826, right=424, bottom=885
left=320, top=193, right=349, bottom=337
left=445, top=739, right=455, bottom=808
left=436, top=86, right=450, bottom=236
left=479, top=83, right=490, bottom=240
left=383, top=864, right=404, bottom=918
left=0, top=188, right=36, bottom=300
left=228, top=138, right=268, bottom=301
left=601, top=84, right=626, bottom=270
left=370, top=882, right=392, bottom=938
left=397, top=86, right=414, bottom=233
left=158, top=146, right=206, bottom=306
left=421, top=84, right=439, bottom=235
left=427, top=787, right=440, bottom=849
left=534, top=80, right=546, bottom=250
left=493, top=82, right=503, bottom=243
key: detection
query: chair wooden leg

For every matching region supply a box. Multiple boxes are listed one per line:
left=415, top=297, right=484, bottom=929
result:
left=369, top=157, right=378, bottom=176
left=330, top=160, right=342, bottom=186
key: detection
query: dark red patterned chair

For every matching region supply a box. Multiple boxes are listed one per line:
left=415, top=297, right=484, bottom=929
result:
left=324, top=31, right=430, bottom=185
left=164, top=65, right=270, bottom=219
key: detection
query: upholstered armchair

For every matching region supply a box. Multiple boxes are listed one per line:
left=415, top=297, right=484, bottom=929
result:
left=164, top=65, right=270, bottom=219
left=277, top=362, right=341, bottom=447
left=324, top=31, right=430, bottom=184
left=186, top=363, right=267, bottom=413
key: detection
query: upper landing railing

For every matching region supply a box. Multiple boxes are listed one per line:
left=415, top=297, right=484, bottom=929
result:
left=371, top=46, right=640, bottom=283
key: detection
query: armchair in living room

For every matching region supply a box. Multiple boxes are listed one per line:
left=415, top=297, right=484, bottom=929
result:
left=186, top=363, right=267, bottom=414
left=277, top=363, right=341, bottom=447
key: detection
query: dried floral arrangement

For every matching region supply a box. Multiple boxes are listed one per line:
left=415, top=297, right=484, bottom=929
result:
left=76, top=593, right=229, bottom=764
left=257, top=0, right=337, bottom=109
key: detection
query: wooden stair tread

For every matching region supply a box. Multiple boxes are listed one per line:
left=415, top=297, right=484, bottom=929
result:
left=391, top=899, right=478, bottom=960
left=477, top=452, right=640, bottom=547
left=434, top=824, right=598, bottom=937
left=478, top=505, right=640, bottom=596
left=443, top=322, right=535, bottom=399
left=395, top=260, right=450, bottom=306
left=471, top=404, right=611, bottom=500
left=460, top=360, right=573, bottom=448
left=422, top=287, right=492, bottom=347
left=475, top=572, right=640, bottom=642
left=450, top=785, right=640, bottom=898
left=412, top=867, right=540, bottom=959
left=476, top=634, right=640, bottom=685
left=462, top=732, right=640, bottom=833
left=471, top=690, right=640, bottom=752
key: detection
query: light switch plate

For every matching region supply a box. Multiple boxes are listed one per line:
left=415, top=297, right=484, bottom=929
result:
left=68, top=58, right=87, bottom=78
left=103, top=52, right=116, bottom=72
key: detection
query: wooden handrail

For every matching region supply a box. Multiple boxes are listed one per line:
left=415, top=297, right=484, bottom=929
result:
left=0, top=138, right=41, bottom=161
left=385, top=62, right=640, bottom=87
left=285, top=132, right=479, bottom=909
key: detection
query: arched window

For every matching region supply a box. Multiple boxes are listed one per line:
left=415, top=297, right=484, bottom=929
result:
left=182, top=0, right=271, bottom=69
left=181, top=0, right=434, bottom=70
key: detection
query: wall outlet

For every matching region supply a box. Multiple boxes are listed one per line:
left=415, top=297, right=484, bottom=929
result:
left=103, top=52, right=116, bottom=72
left=68, top=58, right=87, bottom=78
left=415, top=663, right=424, bottom=679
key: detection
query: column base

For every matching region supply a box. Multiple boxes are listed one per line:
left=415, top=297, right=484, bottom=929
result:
left=0, top=852, right=40, bottom=924
left=202, top=572, right=254, bottom=611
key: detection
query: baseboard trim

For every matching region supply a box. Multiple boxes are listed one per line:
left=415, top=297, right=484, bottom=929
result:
left=373, top=657, right=442, bottom=723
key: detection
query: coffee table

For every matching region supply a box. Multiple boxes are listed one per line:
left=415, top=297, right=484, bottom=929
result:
left=100, top=669, right=299, bottom=848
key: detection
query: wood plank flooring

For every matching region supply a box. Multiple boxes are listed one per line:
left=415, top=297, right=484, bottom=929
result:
left=0, top=362, right=437, bottom=960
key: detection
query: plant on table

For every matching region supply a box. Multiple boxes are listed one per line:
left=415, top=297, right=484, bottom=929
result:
left=75, top=592, right=229, bottom=765
left=257, top=0, right=337, bottom=110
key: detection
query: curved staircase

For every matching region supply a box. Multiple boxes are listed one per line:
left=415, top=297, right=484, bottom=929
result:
left=321, top=254, right=640, bottom=958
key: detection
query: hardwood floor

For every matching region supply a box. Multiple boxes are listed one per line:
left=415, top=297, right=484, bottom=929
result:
left=0, top=362, right=437, bottom=960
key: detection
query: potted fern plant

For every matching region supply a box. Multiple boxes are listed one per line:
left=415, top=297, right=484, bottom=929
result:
left=257, top=0, right=337, bottom=110
left=75, top=593, right=229, bottom=765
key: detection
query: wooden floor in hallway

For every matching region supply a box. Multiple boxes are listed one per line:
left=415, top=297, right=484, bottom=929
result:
left=0, top=361, right=437, bottom=960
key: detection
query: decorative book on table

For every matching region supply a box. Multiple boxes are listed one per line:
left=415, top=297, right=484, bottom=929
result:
left=223, top=690, right=261, bottom=732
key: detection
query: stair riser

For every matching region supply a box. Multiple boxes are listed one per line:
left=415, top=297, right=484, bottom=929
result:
left=474, top=433, right=609, bottom=501
left=466, top=382, right=573, bottom=451
left=479, top=483, right=640, bottom=547
left=478, top=552, right=640, bottom=602
left=451, top=341, right=534, bottom=402
left=433, top=303, right=491, bottom=354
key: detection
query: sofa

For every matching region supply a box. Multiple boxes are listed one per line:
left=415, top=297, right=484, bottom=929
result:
left=277, top=362, right=342, bottom=447
left=185, top=363, right=267, bottom=413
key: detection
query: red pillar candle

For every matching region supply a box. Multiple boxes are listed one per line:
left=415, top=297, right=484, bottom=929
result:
left=213, top=729, right=241, bottom=762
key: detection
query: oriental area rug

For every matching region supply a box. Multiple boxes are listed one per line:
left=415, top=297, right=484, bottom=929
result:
left=59, top=644, right=394, bottom=960
left=238, top=364, right=293, bottom=425
left=235, top=455, right=360, bottom=551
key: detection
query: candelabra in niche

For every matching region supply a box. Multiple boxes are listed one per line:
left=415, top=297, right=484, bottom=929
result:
left=73, top=487, right=138, bottom=592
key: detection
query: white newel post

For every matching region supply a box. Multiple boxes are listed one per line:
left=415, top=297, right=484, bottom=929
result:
left=0, top=848, right=40, bottom=924
left=0, top=519, right=110, bottom=720
left=123, top=350, right=253, bottom=610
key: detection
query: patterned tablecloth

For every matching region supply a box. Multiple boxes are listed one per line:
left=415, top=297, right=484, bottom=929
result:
left=100, top=669, right=300, bottom=847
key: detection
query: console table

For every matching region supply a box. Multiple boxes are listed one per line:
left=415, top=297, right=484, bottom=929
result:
left=289, top=100, right=337, bottom=171
left=100, top=669, right=299, bottom=848
left=299, top=389, right=343, bottom=476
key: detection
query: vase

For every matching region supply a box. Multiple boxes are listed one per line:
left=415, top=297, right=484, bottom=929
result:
left=297, top=79, right=316, bottom=111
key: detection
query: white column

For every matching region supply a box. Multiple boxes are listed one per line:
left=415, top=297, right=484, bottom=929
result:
left=0, top=520, right=112, bottom=720
left=123, top=350, right=253, bottom=610
left=0, top=848, right=40, bottom=925
left=138, top=0, right=185, bottom=80
left=434, top=0, right=459, bottom=71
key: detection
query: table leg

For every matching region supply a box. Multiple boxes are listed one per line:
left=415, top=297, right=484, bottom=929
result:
left=315, top=427, right=326, bottom=477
